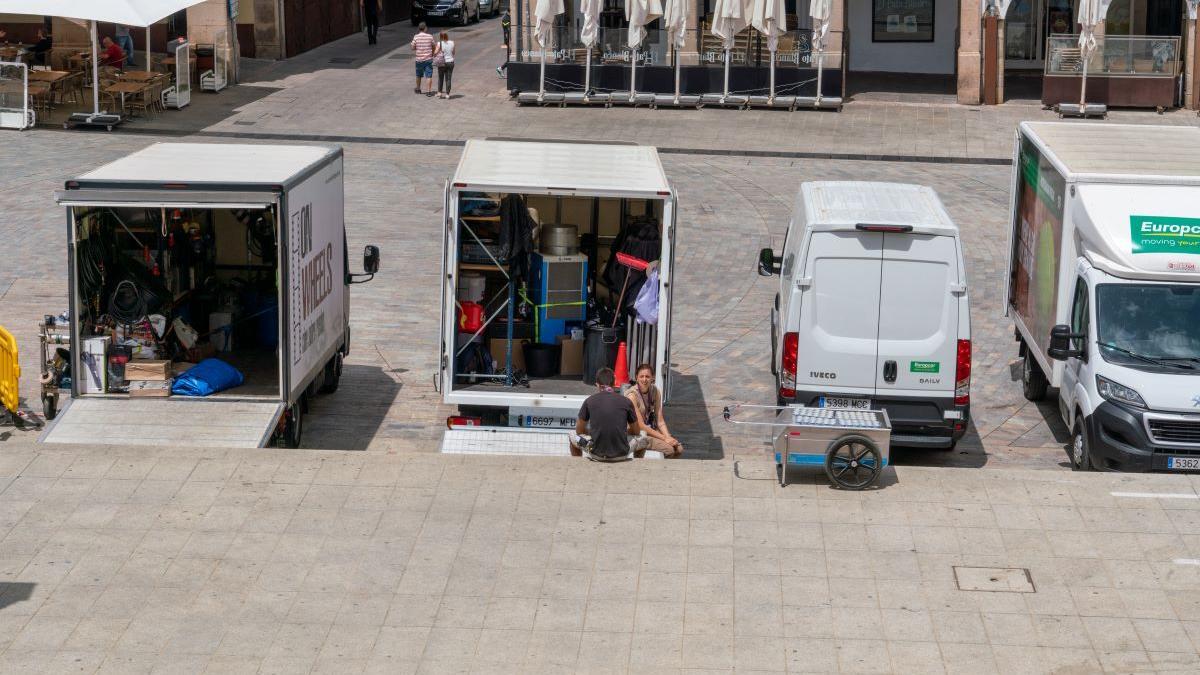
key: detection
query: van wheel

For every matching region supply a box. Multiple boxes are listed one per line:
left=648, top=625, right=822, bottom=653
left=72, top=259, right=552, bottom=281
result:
left=1021, top=349, right=1048, bottom=401
left=282, top=400, right=304, bottom=448
left=1070, top=420, right=1093, bottom=471
left=769, top=312, right=778, bottom=377
left=42, top=395, right=57, bottom=421
left=320, top=352, right=343, bottom=393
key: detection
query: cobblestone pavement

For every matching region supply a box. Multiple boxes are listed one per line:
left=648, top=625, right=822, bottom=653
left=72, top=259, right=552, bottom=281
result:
left=0, top=129, right=1068, bottom=468
left=2, top=444, right=1200, bottom=673
left=56, top=17, right=1200, bottom=163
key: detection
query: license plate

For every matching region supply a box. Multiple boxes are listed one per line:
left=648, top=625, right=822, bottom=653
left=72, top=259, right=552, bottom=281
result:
left=1167, top=457, right=1200, bottom=470
left=818, top=396, right=871, bottom=410
left=517, top=414, right=576, bottom=429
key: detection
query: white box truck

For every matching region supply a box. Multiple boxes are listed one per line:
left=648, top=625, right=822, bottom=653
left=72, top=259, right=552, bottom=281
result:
left=1007, top=123, right=1200, bottom=472
left=438, top=140, right=676, bottom=456
left=760, top=182, right=972, bottom=449
left=44, top=143, right=379, bottom=448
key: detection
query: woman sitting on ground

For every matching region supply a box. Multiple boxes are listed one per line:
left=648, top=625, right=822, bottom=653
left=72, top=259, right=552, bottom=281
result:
left=625, top=364, right=683, bottom=457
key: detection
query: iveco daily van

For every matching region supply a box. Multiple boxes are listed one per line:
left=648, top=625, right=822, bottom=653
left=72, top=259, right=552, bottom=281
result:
left=760, top=181, right=971, bottom=449
left=1008, top=122, right=1200, bottom=472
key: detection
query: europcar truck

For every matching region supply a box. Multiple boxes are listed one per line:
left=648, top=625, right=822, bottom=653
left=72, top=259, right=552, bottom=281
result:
left=44, top=143, right=379, bottom=449
left=1007, top=123, right=1200, bottom=472
left=438, top=140, right=676, bottom=456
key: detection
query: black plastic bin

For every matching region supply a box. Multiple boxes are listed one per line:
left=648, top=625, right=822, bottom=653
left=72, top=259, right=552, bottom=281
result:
left=523, top=342, right=561, bottom=378
left=583, top=323, right=622, bottom=384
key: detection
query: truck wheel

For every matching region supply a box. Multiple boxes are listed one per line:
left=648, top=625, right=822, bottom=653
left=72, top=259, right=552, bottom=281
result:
left=1070, top=420, right=1093, bottom=471
left=769, top=311, right=778, bottom=377
left=320, top=352, right=343, bottom=393
left=282, top=401, right=304, bottom=449
left=1021, top=350, right=1048, bottom=401
left=42, top=395, right=57, bottom=420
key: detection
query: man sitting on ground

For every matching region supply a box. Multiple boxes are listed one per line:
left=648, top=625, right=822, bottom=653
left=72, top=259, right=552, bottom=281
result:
left=571, top=367, right=650, bottom=461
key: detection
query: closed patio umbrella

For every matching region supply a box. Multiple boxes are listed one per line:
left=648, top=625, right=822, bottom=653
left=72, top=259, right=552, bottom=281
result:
left=1069, top=0, right=1113, bottom=115
left=711, top=0, right=750, bottom=102
left=663, top=0, right=688, bottom=103
left=750, top=0, right=786, bottom=102
left=534, top=0, right=564, bottom=100
left=0, top=0, right=205, bottom=126
left=625, top=0, right=662, bottom=102
left=809, top=0, right=832, bottom=104
left=580, top=0, right=602, bottom=98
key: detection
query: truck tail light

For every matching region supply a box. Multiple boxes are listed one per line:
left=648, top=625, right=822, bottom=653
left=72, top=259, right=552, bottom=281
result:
left=954, top=339, right=971, bottom=406
left=780, top=332, right=799, bottom=399
left=446, top=416, right=482, bottom=428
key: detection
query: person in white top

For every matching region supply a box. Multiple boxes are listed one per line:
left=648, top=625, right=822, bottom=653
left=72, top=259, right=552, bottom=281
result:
left=434, top=32, right=456, bottom=99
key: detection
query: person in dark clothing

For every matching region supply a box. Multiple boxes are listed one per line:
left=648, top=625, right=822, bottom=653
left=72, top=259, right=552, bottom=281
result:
left=571, top=367, right=650, bottom=460
left=361, top=0, right=381, bottom=45
left=30, top=29, right=52, bottom=67
left=496, top=11, right=511, bottom=77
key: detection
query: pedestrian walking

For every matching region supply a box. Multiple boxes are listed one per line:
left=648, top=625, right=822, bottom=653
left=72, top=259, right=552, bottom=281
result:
left=496, top=11, right=511, bottom=77
left=411, top=22, right=436, bottom=95
left=434, top=31, right=456, bottom=99
left=361, top=0, right=382, bottom=45
left=115, top=24, right=136, bottom=67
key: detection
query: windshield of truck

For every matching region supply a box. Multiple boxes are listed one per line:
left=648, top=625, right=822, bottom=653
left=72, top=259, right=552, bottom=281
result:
left=1096, top=284, right=1200, bottom=369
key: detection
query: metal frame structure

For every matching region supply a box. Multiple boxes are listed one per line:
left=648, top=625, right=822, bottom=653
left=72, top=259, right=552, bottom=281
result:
left=0, top=60, right=35, bottom=130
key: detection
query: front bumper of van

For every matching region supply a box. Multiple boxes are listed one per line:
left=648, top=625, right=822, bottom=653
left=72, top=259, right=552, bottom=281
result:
left=787, top=390, right=968, bottom=449
left=1084, top=402, right=1200, bottom=472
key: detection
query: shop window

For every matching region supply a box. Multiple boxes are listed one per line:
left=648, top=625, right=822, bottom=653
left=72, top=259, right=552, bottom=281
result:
left=872, top=0, right=935, bottom=43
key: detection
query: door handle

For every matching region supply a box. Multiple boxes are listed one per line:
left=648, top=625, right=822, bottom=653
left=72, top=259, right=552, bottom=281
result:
left=883, top=360, right=897, bottom=383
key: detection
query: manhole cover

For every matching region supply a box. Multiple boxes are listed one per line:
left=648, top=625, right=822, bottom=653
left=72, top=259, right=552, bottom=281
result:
left=329, top=57, right=357, bottom=64
left=953, top=566, right=1035, bottom=593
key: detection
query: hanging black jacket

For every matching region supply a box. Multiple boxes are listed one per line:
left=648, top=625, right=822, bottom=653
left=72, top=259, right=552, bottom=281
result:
left=498, top=194, right=535, bottom=282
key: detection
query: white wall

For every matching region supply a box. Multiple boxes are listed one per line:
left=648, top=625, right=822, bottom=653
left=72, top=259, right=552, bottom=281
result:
left=847, top=0, right=959, bottom=74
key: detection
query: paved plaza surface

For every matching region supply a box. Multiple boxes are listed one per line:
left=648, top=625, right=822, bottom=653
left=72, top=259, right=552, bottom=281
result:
left=3, top=445, right=1200, bottom=674
left=2, top=18, right=1200, bottom=673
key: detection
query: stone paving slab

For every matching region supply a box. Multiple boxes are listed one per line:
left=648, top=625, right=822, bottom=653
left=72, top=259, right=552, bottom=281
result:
left=1, top=444, right=1200, bottom=672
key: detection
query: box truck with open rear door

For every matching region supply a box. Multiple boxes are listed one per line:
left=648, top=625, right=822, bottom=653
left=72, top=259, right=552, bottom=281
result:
left=43, top=143, right=379, bottom=448
left=438, top=140, right=677, bottom=457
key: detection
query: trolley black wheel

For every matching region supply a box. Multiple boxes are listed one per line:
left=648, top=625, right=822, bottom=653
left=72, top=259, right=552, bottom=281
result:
left=824, top=434, right=882, bottom=490
left=42, top=394, right=57, bottom=420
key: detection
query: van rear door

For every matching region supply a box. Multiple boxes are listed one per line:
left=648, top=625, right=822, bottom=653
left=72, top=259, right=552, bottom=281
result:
left=793, top=231, right=883, bottom=396
left=875, top=233, right=960, bottom=397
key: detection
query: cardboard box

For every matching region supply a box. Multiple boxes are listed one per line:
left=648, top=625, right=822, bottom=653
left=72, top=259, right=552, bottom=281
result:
left=559, top=337, right=583, bottom=376
left=128, top=380, right=171, bottom=397
left=125, top=360, right=171, bottom=381
left=490, top=338, right=527, bottom=372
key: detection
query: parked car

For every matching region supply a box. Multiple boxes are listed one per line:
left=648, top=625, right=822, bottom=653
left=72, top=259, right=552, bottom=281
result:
left=412, top=0, right=480, bottom=25
left=479, top=0, right=501, bottom=17
left=761, top=181, right=972, bottom=450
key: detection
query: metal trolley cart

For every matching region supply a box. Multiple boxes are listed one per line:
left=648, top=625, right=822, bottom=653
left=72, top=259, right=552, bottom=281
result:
left=724, top=404, right=892, bottom=489
left=38, top=316, right=71, bottom=420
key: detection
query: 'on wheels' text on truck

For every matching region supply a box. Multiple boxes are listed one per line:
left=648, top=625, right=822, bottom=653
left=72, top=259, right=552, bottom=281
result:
left=1007, top=123, right=1200, bottom=472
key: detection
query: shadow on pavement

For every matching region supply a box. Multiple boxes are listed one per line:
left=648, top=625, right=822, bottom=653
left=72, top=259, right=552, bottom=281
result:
left=666, top=372, right=726, bottom=460
left=302, top=364, right=403, bottom=451
left=0, top=582, right=35, bottom=611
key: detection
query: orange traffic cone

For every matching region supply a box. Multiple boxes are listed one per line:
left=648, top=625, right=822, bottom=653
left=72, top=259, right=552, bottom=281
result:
left=613, top=341, right=629, bottom=386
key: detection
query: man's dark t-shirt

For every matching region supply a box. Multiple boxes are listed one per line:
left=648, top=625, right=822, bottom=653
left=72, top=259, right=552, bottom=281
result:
left=578, top=390, right=636, bottom=459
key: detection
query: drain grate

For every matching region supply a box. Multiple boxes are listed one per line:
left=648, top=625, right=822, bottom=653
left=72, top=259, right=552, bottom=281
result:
left=953, top=566, right=1035, bottom=593
left=233, top=120, right=256, bottom=126
left=329, top=57, right=357, bottom=64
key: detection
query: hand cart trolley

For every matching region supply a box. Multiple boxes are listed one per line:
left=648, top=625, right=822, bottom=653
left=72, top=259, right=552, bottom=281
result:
left=38, top=316, right=71, bottom=420
left=723, top=404, right=892, bottom=489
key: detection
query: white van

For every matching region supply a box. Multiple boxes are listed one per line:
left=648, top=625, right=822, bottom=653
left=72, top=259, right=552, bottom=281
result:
left=760, top=182, right=971, bottom=449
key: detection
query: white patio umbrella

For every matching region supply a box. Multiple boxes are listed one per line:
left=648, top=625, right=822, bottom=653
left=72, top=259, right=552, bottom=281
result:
left=0, top=1, right=204, bottom=122
left=580, top=0, right=602, bottom=97
left=1075, top=0, right=1113, bottom=111
left=663, top=0, right=689, bottom=102
left=750, top=0, right=786, bottom=102
left=809, top=0, right=833, bottom=104
left=625, top=0, right=662, bottom=101
left=711, top=0, right=750, bottom=101
left=534, top=0, right=565, bottom=100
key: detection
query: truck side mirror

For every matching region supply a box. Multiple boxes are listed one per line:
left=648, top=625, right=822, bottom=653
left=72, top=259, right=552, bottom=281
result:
left=1047, top=324, right=1084, bottom=361
left=758, top=248, right=781, bottom=276
left=363, top=245, right=380, bottom=275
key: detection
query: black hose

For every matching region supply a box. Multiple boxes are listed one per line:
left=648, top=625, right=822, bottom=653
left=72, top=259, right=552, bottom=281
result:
left=108, top=280, right=147, bottom=325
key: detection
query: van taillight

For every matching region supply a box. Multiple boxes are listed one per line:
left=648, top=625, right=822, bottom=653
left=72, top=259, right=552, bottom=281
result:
left=447, top=416, right=482, bottom=428
left=780, top=332, right=799, bottom=399
left=954, top=339, right=971, bottom=406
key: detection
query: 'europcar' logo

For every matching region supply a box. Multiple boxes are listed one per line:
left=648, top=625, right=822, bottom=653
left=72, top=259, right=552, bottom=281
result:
left=1192, top=395, right=1200, bottom=408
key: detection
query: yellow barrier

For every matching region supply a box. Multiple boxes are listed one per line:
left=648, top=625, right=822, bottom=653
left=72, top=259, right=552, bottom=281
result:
left=0, top=325, right=18, bottom=414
